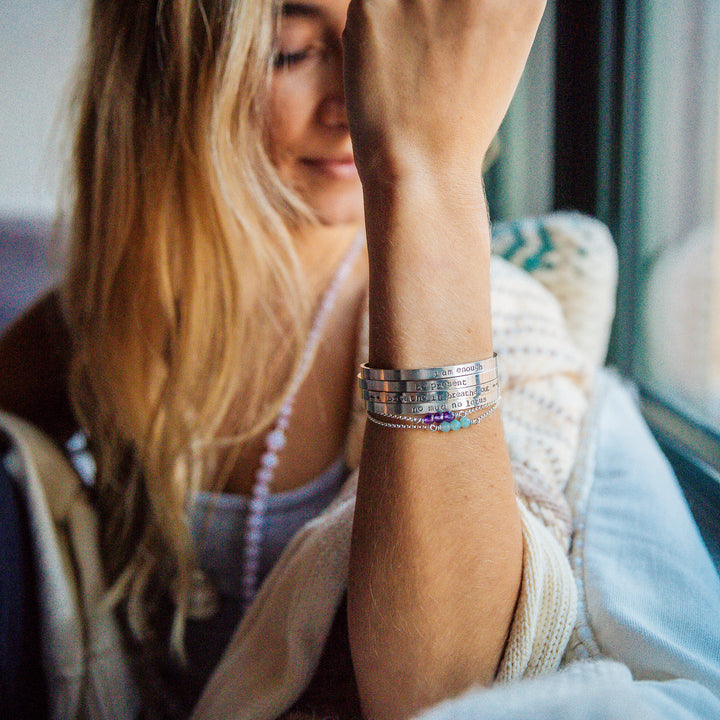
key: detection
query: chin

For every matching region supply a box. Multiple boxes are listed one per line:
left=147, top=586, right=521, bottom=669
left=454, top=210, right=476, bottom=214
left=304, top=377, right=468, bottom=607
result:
left=306, top=189, right=365, bottom=229
left=313, top=208, right=365, bottom=228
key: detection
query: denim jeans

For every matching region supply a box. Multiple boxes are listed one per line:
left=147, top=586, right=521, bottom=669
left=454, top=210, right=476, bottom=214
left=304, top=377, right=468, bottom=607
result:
left=416, top=371, right=720, bottom=719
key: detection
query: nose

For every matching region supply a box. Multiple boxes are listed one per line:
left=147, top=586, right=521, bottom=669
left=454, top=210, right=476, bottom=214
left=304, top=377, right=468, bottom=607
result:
left=317, top=43, right=349, bottom=130
left=318, top=94, right=348, bottom=129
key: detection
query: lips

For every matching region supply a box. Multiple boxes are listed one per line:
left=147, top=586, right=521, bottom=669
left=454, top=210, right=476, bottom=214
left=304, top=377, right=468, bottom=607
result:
left=302, top=155, right=359, bottom=180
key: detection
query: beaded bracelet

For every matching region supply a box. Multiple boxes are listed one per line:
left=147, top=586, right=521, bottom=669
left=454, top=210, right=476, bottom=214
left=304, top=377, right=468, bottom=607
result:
left=367, top=401, right=500, bottom=432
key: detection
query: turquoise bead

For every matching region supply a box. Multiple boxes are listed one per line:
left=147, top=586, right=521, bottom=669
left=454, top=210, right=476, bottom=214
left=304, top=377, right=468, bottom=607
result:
left=460, top=416, right=472, bottom=428
left=450, top=419, right=461, bottom=431
left=440, top=422, right=451, bottom=432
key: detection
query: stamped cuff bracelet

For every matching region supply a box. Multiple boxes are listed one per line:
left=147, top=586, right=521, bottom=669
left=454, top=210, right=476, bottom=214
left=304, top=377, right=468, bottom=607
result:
left=361, top=378, right=499, bottom=408
left=358, top=367, right=498, bottom=393
left=360, top=354, right=500, bottom=429
left=359, top=353, right=497, bottom=382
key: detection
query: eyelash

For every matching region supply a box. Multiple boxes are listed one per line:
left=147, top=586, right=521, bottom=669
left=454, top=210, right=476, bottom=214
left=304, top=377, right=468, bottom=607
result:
left=273, top=41, right=332, bottom=71
left=273, top=49, right=312, bottom=69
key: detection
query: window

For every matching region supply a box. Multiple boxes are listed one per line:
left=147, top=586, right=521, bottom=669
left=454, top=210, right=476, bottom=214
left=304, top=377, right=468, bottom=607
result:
left=486, top=0, right=557, bottom=221
left=603, top=1, right=720, bottom=473
left=630, top=5, right=720, bottom=417
left=493, top=1, right=720, bottom=488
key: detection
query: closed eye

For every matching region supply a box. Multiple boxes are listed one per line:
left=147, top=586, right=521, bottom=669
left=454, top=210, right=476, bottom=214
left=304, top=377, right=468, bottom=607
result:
left=273, top=44, right=328, bottom=70
left=273, top=48, right=312, bottom=69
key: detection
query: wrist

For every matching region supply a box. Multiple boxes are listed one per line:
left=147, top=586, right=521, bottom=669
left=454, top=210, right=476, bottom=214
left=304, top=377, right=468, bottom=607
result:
left=358, top=154, right=495, bottom=369
left=357, top=149, right=487, bottom=210
left=361, top=170, right=491, bottom=265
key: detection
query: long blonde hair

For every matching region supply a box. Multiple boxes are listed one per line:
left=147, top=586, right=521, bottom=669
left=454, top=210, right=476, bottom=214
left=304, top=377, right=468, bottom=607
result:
left=62, top=0, right=314, bottom=653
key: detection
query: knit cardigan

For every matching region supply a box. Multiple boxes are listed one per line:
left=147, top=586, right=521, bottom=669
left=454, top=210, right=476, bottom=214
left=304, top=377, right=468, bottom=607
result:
left=1, top=212, right=617, bottom=720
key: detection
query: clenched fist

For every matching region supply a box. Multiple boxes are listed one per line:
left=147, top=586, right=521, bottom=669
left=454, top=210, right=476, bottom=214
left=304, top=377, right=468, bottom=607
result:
left=342, top=0, right=547, bottom=183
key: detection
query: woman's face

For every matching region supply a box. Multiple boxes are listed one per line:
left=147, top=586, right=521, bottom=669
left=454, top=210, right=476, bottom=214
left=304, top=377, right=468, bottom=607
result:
left=267, top=0, right=363, bottom=229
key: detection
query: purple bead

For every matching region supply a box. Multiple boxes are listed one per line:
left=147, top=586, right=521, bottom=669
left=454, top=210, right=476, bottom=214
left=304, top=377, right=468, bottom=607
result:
left=255, top=468, right=273, bottom=485
left=423, top=414, right=435, bottom=425
left=265, top=428, right=287, bottom=452
left=254, top=486, right=271, bottom=503
left=241, top=573, right=258, bottom=588
left=244, top=529, right=262, bottom=546
left=249, top=497, right=266, bottom=514
left=433, top=412, right=444, bottom=423
left=260, top=451, right=279, bottom=469
left=443, top=411, right=455, bottom=422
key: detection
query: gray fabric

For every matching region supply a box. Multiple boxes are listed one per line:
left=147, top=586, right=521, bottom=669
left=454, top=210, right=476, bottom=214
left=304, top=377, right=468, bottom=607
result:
left=190, top=455, right=348, bottom=597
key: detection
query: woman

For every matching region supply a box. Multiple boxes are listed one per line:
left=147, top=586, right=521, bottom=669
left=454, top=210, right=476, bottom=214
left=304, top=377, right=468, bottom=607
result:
left=2, top=0, right=719, bottom=718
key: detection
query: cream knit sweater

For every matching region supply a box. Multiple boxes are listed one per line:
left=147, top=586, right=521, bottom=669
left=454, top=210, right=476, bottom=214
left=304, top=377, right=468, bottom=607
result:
left=192, top=213, right=617, bottom=719
left=2, top=212, right=617, bottom=720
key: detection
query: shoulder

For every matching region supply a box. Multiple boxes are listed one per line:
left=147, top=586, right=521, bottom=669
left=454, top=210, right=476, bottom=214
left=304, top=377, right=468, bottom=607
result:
left=0, top=290, right=75, bottom=444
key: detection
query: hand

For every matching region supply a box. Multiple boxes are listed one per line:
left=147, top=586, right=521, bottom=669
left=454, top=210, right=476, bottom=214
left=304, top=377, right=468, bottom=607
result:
left=342, top=0, right=547, bottom=183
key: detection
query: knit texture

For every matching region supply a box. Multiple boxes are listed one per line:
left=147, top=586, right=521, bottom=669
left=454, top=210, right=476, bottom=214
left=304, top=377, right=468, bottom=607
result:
left=492, top=257, right=590, bottom=550
left=497, top=503, right=578, bottom=681
left=491, top=212, right=617, bottom=367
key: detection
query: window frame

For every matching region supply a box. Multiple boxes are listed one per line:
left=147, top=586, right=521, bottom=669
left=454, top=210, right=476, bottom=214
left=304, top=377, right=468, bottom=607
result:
left=554, top=0, right=720, bottom=491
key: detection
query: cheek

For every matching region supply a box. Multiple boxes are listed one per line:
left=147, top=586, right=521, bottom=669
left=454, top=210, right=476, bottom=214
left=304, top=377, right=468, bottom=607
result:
left=267, top=80, right=315, bottom=166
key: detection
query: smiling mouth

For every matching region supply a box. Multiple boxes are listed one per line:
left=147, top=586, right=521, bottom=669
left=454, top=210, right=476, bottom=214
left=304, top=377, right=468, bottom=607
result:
left=302, top=156, right=359, bottom=180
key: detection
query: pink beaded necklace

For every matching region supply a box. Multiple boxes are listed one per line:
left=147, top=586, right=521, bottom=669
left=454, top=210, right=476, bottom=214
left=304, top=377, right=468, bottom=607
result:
left=240, top=231, right=364, bottom=610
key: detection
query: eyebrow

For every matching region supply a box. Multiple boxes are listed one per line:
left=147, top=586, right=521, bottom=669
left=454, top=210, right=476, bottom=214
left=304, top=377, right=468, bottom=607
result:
left=280, top=2, right=324, bottom=19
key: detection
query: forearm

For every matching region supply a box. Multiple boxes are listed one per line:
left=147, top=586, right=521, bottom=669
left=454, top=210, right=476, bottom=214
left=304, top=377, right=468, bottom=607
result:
left=342, top=0, right=546, bottom=713
left=364, top=171, right=493, bottom=365
left=347, top=178, right=523, bottom=720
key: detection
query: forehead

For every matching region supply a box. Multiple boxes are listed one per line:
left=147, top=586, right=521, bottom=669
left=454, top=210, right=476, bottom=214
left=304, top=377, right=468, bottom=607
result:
left=277, top=0, right=350, bottom=26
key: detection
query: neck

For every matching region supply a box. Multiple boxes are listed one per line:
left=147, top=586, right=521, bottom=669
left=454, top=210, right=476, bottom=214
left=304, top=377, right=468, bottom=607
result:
left=293, top=221, right=364, bottom=289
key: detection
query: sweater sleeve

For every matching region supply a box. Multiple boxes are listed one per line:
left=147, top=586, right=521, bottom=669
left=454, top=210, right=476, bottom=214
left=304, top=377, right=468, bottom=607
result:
left=496, top=502, right=578, bottom=682
left=343, top=219, right=614, bottom=685
left=490, top=253, right=594, bottom=679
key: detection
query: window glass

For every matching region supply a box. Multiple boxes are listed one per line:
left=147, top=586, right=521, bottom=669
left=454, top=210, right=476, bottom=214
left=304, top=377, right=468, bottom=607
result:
left=635, top=2, right=720, bottom=428
left=486, top=0, right=556, bottom=221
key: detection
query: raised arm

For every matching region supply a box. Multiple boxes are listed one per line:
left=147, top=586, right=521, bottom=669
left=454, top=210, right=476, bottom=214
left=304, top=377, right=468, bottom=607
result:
left=343, top=2, right=547, bottom=718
